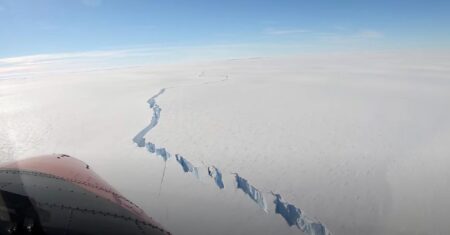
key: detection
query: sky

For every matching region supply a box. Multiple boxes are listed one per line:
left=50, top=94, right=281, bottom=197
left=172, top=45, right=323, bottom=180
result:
left=1, top=0, right=450, bottom=61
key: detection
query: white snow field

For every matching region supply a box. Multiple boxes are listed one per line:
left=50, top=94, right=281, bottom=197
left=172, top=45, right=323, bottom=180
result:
left=1, top=52, right=450, bottom=235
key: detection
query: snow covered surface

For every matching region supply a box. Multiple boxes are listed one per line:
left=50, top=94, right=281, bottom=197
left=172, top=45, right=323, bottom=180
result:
left=1, top=52, right=450, bottom=235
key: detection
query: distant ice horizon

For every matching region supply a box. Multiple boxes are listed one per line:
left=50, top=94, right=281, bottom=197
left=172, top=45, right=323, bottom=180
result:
left=1, top=43, right=449, bottom=79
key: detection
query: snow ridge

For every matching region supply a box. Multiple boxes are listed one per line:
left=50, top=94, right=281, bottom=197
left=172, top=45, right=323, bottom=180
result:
left=133, top=86, right=332, bottom=235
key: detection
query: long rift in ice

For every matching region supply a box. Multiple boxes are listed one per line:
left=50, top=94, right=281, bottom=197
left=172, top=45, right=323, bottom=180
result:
left=133, top=86, right=332, bottom=235
left=132, top=88, right=171, bottom=162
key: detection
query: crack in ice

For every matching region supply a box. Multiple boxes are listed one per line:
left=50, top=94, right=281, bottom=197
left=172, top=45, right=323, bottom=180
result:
left=234, top=173, right=268, bottom=212
left=208, top=166, right=224, bottom=189
left=132, top=88, right=171, bottom=162
left=175, top=154, right=199, bottom=178
left=133, top=84, right=332, bottom=235
left=273, top=193, right=331, bottom=235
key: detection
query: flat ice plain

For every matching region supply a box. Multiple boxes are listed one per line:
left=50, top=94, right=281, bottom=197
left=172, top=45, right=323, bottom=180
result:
left=1, top=52, right=450, bottom=235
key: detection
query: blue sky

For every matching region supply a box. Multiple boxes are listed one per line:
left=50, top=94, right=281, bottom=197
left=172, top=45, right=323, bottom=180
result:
left=1, top=0, right=450, bottom=59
